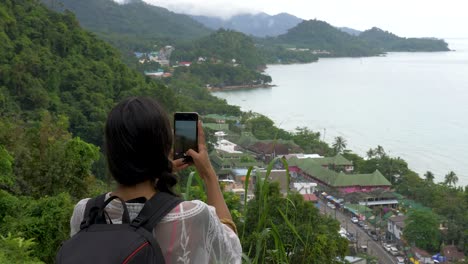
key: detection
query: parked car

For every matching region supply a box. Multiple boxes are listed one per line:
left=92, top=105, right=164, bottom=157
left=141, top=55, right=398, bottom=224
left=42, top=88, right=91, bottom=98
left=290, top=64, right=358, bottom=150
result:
left=351, top=217, right=358, bottom=223
left=396, top=256, right=405, bottom=264
left=383, top=244, right=392, bottom=252
left=358, top=221, right=365, bottom=227
left=390, top=247, right=399, bottom=256
left=327, top=202, right=336, bottom=209
left=363, top=224, right=370, bottom=230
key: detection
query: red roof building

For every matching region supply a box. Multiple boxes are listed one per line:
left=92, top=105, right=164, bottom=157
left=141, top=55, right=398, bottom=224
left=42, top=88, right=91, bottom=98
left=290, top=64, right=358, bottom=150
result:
left=303, top=194, right=318, bottom=202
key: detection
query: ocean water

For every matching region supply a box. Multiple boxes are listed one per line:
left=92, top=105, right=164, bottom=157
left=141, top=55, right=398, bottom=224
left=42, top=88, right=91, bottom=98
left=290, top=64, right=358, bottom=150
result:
left=213, top=39, right=468, bottom=186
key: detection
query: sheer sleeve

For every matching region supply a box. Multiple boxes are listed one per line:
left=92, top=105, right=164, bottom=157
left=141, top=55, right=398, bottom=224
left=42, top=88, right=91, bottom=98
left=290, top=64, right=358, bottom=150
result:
left=154, top=200, right=242, bottom=264
left=204, top=203, right=242, bottom=264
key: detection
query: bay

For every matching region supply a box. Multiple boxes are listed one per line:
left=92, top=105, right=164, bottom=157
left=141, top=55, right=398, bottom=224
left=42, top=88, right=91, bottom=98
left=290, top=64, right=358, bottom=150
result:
left=213, top=39, right=468, bottom=186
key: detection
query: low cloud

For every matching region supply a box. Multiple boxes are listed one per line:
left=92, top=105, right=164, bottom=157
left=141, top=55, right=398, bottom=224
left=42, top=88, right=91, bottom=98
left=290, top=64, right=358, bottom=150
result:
left=141, top=0, right=260, bottom=19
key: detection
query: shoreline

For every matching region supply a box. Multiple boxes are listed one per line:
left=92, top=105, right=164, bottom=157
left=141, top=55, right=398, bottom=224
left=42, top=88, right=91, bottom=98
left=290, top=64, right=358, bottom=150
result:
left=208, top=84, right=276, bottom=92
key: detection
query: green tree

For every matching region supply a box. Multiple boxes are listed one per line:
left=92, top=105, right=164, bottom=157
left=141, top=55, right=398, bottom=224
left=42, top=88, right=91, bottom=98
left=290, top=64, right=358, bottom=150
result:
left=12, top=113, right=100, bottom=199
left=366, top=148, right=375, bottom=159
left=291, top=127, right=332, bottom=155
left=332, top=136, right=347, bottom=154
left=424, top=171, right=435, bottom=183
left=444, top=171, right=458, bottom=187
left=404, top=209, right=441, bottom=252
left=0, top=191, right=74, bottom=263
left=0, top=146, right=14, bottom=189
left=246, top=114, right=276, bottom=140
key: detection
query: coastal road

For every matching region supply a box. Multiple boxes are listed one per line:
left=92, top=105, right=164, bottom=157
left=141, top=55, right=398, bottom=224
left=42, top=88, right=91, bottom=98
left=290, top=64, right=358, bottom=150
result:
left=319, top=200, right=396, bottom=264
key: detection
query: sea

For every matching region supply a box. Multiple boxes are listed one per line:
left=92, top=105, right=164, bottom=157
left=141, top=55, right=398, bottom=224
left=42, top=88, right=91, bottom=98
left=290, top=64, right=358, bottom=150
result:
left=213, top=39, right=468, bottom=187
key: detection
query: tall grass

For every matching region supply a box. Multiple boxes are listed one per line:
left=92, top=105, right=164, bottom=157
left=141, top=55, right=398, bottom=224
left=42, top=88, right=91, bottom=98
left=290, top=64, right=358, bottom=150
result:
left=185, top=157, right=346, bottom=263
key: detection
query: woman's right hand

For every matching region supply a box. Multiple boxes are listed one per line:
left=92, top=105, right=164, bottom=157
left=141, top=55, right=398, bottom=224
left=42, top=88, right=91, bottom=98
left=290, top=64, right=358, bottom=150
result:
left=186, top=121, right=217, bottom=182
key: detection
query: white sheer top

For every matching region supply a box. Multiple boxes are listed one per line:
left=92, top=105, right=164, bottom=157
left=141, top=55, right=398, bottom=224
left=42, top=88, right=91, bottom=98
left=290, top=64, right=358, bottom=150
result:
left=70, top=193, right=242, bottom=264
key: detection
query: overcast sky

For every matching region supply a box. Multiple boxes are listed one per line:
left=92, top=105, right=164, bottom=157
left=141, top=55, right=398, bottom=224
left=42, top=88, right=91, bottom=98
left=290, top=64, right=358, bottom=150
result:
left=139, top=0, right=468, bottom=38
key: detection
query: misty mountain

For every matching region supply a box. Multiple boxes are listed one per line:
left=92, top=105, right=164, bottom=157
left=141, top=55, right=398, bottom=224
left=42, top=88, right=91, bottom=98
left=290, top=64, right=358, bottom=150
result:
left=46, top=0, right=211, bottom=41
left=338, top=27, right=362, bottom=36
left=191, top=12, right=303, bottom=37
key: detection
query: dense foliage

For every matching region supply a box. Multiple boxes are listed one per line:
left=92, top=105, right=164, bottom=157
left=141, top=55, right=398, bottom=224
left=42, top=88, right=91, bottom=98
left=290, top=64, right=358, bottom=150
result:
left=45, top=0, right=211, bottom=41
left=404, top=209, right=441, bottom=252
left=171, top=29, right=265, bottom=70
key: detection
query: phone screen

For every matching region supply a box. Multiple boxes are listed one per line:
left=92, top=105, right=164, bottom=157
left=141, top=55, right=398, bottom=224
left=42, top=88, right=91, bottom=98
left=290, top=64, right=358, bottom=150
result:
left=174, top=113, right=198, bottom=161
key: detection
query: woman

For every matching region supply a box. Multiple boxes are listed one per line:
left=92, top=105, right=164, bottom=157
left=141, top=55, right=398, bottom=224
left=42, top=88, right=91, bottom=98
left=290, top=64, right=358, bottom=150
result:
left=70, top=97, right=242, bottom=263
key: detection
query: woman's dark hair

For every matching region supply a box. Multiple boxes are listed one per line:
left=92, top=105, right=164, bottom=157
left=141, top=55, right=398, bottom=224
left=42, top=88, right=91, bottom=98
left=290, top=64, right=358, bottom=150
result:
left=105, top=97, right=177, bottom=195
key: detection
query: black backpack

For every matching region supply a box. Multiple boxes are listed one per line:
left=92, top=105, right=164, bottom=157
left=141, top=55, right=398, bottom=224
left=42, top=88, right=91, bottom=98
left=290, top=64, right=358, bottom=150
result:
left=56, top=192, right=183, bottom=264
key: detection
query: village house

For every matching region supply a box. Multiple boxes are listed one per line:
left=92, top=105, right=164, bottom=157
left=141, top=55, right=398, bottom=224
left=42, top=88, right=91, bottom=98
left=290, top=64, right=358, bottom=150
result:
left=246, top=140, right=303, bottom=163
left=255, top=169, right=289, bottom=195
left=387, top=215, right=407, bottom=244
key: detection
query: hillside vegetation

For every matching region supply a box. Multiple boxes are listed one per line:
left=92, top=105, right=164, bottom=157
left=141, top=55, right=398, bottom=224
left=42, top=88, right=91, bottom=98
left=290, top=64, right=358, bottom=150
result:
left=0, top=1, right=350, bottom=263
left=44, top=0, right=211, bottom=50
left=269, top=20, right=449, bottom=56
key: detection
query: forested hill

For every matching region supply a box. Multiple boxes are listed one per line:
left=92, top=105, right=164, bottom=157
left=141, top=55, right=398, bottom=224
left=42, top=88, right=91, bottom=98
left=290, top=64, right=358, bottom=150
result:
left=0, top=0, right=238, bottom=147
left=43, top=0, right=211, bottom=49
left=359, top=27, right=450, bottom=52
left=172, top=29, right=266, bottom=70
left=273, top=19, right=380, bottom=57
left=271, top=20, right=450, bottom=56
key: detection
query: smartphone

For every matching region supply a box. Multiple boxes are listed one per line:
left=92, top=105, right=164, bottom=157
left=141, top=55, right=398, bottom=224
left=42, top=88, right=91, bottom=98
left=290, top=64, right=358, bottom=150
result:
left=173, top=112, right=199, bottom=162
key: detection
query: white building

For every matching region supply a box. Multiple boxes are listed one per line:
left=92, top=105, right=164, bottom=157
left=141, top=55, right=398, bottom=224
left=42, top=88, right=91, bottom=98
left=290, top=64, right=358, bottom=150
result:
left=387, top=215, right=407, bottom=242
left=293, top=182, right=317, bottom=194
left=282, top=153, right=323, bottom=159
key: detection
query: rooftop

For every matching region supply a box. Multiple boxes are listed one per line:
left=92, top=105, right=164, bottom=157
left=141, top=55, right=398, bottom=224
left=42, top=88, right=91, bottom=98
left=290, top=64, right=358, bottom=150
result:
left=288, top=157, right=391, bottom=188
left=311, top=154, right=353, bottom=166
left=303, top=194, right=318, bottom=202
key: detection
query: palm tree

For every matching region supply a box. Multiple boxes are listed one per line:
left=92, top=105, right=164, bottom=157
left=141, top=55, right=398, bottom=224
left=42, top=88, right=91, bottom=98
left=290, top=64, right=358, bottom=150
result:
left=332, top=136, right=347, bottom=154
left=366, top=149, right=375, bottom=159
left=375, top=145, right=386, bottom=158
left=444, top=171, right=458, bottom=186
left=424, top=171, right=435, bottom=183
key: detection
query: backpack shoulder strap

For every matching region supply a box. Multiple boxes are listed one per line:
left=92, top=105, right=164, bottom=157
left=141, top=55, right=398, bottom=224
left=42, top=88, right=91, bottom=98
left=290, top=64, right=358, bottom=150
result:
left=80, top=193, right=107, bottom=230
left=131, top=192, right=183, bottom=232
